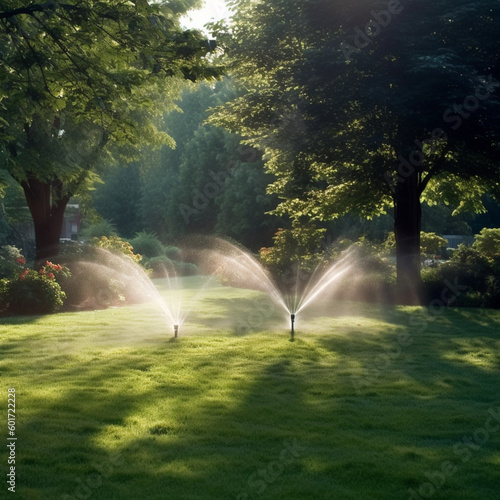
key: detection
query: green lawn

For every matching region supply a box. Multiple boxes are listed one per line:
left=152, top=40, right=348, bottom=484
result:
left=1, top=278, right=499, bottom=499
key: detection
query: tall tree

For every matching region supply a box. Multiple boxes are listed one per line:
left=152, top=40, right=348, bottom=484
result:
left=93, top=163, right=143, bottom=239
left=139, top=79, right=279, bottom=248
left=210, top=0, right=500, bottom=302
left=215, top=160, right=278, bottom=250
left=0, top=0, right=219, bottom=261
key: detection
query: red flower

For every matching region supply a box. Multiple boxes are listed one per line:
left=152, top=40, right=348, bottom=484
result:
left=20, top=269, right=29, bottom=281
left=48, top=273, right=55, bottom=280
left=16, top=257, right=26, bottom=265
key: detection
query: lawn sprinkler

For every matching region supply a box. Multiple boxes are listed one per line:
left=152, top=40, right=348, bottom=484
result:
left=174, top=325, right=179, bottom=338
left=290, top=314, right=295, bottom=341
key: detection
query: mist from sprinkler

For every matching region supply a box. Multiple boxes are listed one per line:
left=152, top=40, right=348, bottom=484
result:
left=185, top=236, right=356, bottom=340
left=87, top=237, right=357, bottom=342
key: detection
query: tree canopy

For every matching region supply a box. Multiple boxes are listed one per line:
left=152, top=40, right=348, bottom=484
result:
left=0, top=0, right=220, bottom=260
left=134, top=80, right=280, bottom=250
left=210, top=0, right=500, bottom=298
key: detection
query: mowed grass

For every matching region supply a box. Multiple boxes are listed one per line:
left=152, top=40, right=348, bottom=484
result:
left=1, top=277, right=500, bottom=500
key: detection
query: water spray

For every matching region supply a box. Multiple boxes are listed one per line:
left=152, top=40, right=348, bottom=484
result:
left=290, top=314, right=295, bottom=340
left=174, top=325, right=179, bottom=338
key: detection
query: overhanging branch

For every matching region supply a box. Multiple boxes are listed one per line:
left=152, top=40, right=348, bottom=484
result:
left=0, top=2, right=75, bottom=20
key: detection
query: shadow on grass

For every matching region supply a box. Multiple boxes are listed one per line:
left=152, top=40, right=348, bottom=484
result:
left=187, top=293, right=288, bottom=335
left=9, top=297, right=500, bottom=500
left=0, top=314, right=45, bottom=325
left=12, top=304, right=500, bottom=500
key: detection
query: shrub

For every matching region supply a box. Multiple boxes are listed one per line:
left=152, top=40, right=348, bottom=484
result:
left=144, top=256, right=198, bottom=278
left=473, top=228, right=500, bottom=257
left=175, top=262, right=199, bottom=276
left=130, top=232, right=165, bottom=258
left=358, top=254, right=395, bottom=280
left=58, top=244, right=153, bottom=310
left=454, top=291, right=485, bottom=308
left=260, top=225, right=326, bottom=278
left=91, top=236, right=141, bottom=263
left=57, top=240, right=170, bottom=311
left=145, top=256, right=173, bottom=278
left=59, top=240, right=87, bottom=257
left=450, top=245, right=491, bottom=281
left=164, top=246, right=181, bottom=260
left=60, top=261, right=130, bottom=311
left=422, top=245, right=499, bottom=307
left=420, top=232, right=448, bottom=258
left=5, top=269, right=67, bottom=315
left=384, top=231, right=447, bottom=258
left=0, top=261, right=71, bottom=316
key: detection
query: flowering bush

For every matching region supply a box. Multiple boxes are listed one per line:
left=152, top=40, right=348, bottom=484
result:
left=92, top=236, right=142, bottom=263
left=0, top=246, right=26, bottom=279
left=38, top=261, right=72, bottom=282
left=2, top=261, right=71, bottom=315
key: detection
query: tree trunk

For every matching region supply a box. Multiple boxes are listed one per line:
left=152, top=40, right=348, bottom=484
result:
left=21, top=177, right=69, bottom=264
left=394, top=169, right=423, bottom=305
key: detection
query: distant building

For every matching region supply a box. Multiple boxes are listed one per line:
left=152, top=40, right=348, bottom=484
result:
left=61, top=204, right=81, bottom=241
left=442, top=235, right=475, bottom=248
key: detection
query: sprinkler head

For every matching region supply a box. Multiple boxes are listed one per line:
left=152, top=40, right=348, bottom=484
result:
left=174, top=325, right=179, bottom=338
left=290, top=314, right=295, bottom=337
